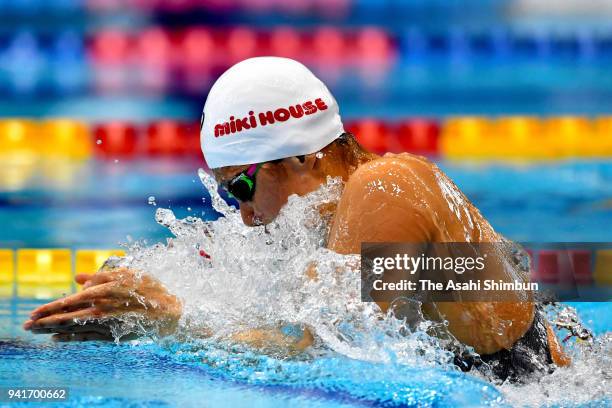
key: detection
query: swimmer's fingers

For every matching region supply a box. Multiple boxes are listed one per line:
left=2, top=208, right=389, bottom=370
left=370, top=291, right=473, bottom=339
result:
left=26, top=308, right=106, bottom=331
left=25, top=299, right=123, bottom=330
left=75, top=273, right=94, bottom=286
left=29, top=283, right=118, bottom=320
left=76, top=270, right=119, bottom=289
left=52, top=332, right=114, bottom=342
left=24, top=299, right=124, bottom=331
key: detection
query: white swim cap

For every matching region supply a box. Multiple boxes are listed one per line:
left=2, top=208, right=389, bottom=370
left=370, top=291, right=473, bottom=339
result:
left=200, top=57, right=345, bottom=169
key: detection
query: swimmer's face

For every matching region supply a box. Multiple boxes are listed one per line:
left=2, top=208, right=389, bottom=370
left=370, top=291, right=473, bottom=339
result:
left=214, top=156, right=325, bottom=226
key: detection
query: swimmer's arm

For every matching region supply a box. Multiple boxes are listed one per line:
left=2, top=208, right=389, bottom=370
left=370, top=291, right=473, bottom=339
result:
left=327, top=157, right=433, bottom=312
left=23, top=268, right=183, bottom=341
left=22, top=267, right=312, bottom=351
left=325, top=158, right=536, bottom=354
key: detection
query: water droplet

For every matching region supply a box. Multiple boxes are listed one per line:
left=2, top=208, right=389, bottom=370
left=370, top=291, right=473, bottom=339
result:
left=316, top=152, right=324, bottom=159
left=114, top=159, right=119, bottom=163
left=96, top=139, right=102, bottom=145
left=187, top=207, right=192, bottom=211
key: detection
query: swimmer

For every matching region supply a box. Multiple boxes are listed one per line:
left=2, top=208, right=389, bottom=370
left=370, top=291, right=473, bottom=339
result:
left=23, top=57, right=569, bottom=382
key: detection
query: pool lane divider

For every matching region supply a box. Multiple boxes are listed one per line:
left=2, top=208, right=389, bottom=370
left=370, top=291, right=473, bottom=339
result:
left=349, top=116, right=612, bottom=159
left=0, top=248, right=611, bottom=300
left=8, top=26, right=612, bottom=70
left=1, top=116, right=612, bottom=163
left=594, top=250, right=612, bottom=285
left=7, top=26, right=612, bottom=96
left=0, top=249, right=14, bottom=298
left=0, top=249, right=125, bottom=299
left=530, top=249, right=612, bottom=287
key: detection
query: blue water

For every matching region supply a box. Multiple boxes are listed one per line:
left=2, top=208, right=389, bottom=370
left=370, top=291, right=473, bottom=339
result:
left=0, top=299, right=609, bottom=407
left=0, top=160, right=611, bottom=407
left=2, top=160, right=611, bottom=247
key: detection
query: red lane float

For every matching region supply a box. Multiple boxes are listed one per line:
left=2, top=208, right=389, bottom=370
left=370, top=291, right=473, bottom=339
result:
left=88, top=27, right=397, bottom=76
left=225, top=27, right=261, bottom=65
left=180, top=28, right=216, bottom=71
left=144, top=120, right=201, bottom=157
left=145, top=120, right=188, bottom=156
left=354, top=27, right=395, bottom=63
left=93, top=122, right=138, bottom=158
left=135, top=28, right=174, bottom=69
left=396, top=119, right=439, bottom=156
left=570, top=250, right=592, bottom=284
left=269, top=27, right=304, bottom=60
left=535, top=250, right=560, bottom=284
left=533, top=249, right=594, bottom=285
left=89, top=30, right=131, bottom=65
left=346, top=119, right=393, bottom=154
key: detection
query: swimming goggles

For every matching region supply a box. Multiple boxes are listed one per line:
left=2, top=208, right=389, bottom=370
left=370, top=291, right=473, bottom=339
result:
left=222, top=163, right=263, bottom=202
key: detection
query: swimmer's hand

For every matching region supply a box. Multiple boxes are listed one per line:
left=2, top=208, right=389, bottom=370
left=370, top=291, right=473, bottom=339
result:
left=22, top=268, right=182, bottom=342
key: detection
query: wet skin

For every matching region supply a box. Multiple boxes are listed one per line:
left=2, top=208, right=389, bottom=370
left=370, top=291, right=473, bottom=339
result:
left=23, top=146, right=569, bottom=364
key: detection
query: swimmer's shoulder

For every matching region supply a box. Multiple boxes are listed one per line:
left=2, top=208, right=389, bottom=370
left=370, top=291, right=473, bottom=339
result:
left=329, top=152, right=436, bottom=251
left=345, top=152, right=440, bottom=194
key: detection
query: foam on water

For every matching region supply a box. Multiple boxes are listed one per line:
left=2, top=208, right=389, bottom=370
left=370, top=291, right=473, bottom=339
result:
left=121, top=170, right=453, bottom=366
left=501, top=334, right=611, bottom=407
left=110, top=169, right=609, bottom=407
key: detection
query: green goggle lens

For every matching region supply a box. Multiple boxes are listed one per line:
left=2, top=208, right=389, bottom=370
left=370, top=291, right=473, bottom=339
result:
left=224, top=164, right=260, bottom=202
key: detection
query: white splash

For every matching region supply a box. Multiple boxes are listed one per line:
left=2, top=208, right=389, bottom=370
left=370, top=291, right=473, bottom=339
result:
left=117, top=169, right=453, bottom=367
left=110, top=168, right=610, bottom=407
left=501, top=333, right=611, bottom=407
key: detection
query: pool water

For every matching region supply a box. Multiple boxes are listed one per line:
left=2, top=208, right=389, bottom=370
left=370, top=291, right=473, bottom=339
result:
left=1, top=300, right=609, bottom=408
left=2, top=160, right=612, bottom=247
left=0, top=160, right=611, bottom=407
